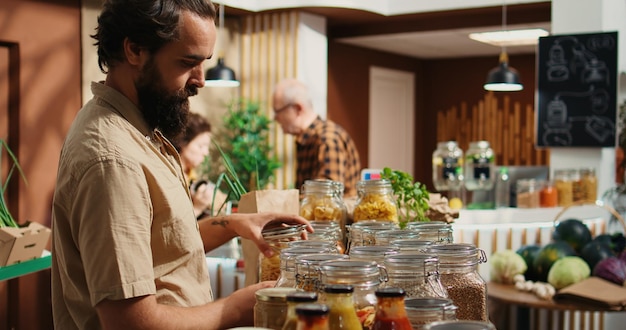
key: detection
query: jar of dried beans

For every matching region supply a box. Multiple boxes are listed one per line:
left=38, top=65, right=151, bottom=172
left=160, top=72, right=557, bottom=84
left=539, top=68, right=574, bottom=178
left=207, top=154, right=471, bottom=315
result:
left=426, top=244, right=488, bottom=322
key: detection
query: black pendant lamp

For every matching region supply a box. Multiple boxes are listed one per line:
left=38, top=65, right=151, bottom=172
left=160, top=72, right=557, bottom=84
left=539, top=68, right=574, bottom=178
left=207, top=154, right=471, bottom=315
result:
left=483, top=1, right=523, bottom=92
left=204, top=3, right=240, bottom=87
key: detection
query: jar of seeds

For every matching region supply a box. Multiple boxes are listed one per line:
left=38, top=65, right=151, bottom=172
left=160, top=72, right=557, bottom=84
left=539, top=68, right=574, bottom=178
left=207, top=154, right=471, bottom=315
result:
left=426, top=244, right=488, bottom=321
left=382, top=253, right=448, bottom=299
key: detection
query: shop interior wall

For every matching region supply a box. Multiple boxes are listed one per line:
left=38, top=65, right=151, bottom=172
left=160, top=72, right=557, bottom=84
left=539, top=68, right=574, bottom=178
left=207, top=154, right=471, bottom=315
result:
left=327, top=41, right=537, bottom=189
left=0, top=0, right=81, bottom=329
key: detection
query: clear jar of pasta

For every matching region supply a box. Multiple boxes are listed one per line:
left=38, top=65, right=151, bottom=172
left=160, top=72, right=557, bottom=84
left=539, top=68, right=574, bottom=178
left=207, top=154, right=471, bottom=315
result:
left=353, top=179, right=398, bottom=222
left=260, top=225, right=307, bottom=282
left=300, top=179, right=347, bottom=227
left=554, top=169, right=574, bottom=207
left=580, top=167, right=597, bottom=202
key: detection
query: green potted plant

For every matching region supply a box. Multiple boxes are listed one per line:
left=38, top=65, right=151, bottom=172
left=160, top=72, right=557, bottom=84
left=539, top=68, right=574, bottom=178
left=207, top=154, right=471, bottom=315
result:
left=380, top=167, right=430, bottom=228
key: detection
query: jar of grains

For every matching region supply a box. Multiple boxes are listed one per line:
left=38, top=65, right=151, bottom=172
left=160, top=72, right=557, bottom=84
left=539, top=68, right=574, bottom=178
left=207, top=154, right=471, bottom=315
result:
left=404, top=298, right=457, bottom=330
left=318, top=260, right=389, bottom=330
left=346, top=220, right=399, bottom=253
left=300, top=179, right=347, bottom=229
left=353, top=179, right=398, bottom=222
left=349, top=245, right=399, bottom=266
left=426, top=244, right=488, bottom=321
left=405, top=222, right=453, bottom=244
left=432, top=141, right=464, bottom=192
left=580, top=167, right=598, bottom=202
left=554, top=169, right=574, bottom=207
left=294, top=253, right=349, bottom=292
left=260, top=225, right=307, bottom=282
left=516, top=179, right=541, bottom=208
left=276, top=247, right=336, bottom=288
left=254, top=287, right=299, bottom=329
left=382, top=253, right=448, bottom=299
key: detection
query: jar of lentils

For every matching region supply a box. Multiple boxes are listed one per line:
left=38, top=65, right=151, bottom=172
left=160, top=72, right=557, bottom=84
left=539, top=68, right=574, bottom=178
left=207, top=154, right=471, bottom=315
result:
left=426, top=244, right=488, bottom=321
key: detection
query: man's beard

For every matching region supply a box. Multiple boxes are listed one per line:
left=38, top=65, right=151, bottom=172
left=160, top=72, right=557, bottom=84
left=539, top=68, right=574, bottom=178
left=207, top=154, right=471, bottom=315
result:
left=135, top=59, right=198, bottom=140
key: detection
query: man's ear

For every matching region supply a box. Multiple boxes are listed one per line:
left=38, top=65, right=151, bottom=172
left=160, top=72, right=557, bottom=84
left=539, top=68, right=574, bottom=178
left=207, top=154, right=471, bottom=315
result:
left=123, top=38, right=144, bottom=66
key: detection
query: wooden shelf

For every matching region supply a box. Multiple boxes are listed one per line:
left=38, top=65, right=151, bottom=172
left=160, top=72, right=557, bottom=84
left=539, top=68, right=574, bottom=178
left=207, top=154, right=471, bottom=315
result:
left=0, top=250, right=51, bottom=281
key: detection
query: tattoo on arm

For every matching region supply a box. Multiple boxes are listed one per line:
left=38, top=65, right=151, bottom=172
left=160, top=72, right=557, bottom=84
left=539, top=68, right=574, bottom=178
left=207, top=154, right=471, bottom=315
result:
left=211, top=217, right=228, bottom=228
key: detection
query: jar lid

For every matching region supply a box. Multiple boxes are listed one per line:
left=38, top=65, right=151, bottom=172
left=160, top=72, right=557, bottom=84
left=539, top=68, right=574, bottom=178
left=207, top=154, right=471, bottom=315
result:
left=323, top=283, right=354, bottom=294
left=262, top=225, right=307, bottom=240
left=286, top=291, right=318, bottom=303
left=287, top=241, right=337, bottom=250
left=426, top=243, right=487, bottom=265
left=383, top=253, right=438, bottom=265
left=295, top=303, right=330, bottom=316
left=350, top=220, right=399, bottom=230
left=423, top=320, right=496, bottom=330
left=390, top=239, right=433, bottom=249
left=318, top=260, right=378, bottom=274
left=375, top=287, right=405, bottom=297
left=406, top=222, right=452, bottom=230
left=349, top=245, right=399, bottom=257
left=375, top=229, right=420, bottom=240
left=295, top=253, right=348, bottom=266
left=405, top=298, right=456, bottom=311
left=281, top=247, right=333, bottom=259
left=356, top=179, right=392, bottom=189
left=255, top=287, right=299, bottom=302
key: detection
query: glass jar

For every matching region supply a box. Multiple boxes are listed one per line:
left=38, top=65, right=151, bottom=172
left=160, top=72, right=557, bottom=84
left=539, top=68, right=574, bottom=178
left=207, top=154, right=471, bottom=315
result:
left=374, top=229, right=420, bottom=246
left=554, top=169, right=574, bottom=207
left=276, top=247, right=336, bottom=288
left=254, top=287, right=299, bottom=329
left=295, top=303, right=330, bottom=330
left=318, top=260, right=388, bottom=330
left=539, top=180, right=558, bottom=208
left=371, top=287, right=413, bottom=330
left=323, top=284, right=362, bottom=330
left=294, top=253, right=349, bottom=292
left=423, top=320, right=496, bottom=330
left=282, top=291, right=319, bottom=330
left=580, top=167, right=598, bottom=202
left=426, top=244, right=488, bottom=322
left=300, top=179, right=347, bottom=229
left=349, top=245, right=399, bottom=266
left=382, top=253, right=448, bottom=299
left=463, top=141, right=495, bottom=191
left=260, top=225, right=307, bottom=281
left=516, top=179, right=541, bottom=208
left=346, top=220, right=399, bottom=253
left=353, top=180, right=398, bottom=222
left=307, top=221, right=345, bottom=254
left=405, top=222, right=453, bottom=244
left=390, top=239, right=433, bottom=253
left=432, top=141, right=464, bottom=192
left=404, top=298, right=457, bottom=330
left=570, top=169, right=584, bottom=203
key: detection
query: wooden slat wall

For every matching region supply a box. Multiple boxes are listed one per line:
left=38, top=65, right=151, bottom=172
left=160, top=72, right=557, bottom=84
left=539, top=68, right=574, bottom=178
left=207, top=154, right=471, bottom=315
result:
left=240, top=12, right=299, bottom=189
left=436, top=92, right=549, bottom=166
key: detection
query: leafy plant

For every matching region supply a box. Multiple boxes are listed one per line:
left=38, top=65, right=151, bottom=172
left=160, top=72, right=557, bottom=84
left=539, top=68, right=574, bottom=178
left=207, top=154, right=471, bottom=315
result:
left=209, top=99, right=281, bottom=193
left=0, top=139, right=27, bottom=228
left=380, top=167, right=430, bottom=227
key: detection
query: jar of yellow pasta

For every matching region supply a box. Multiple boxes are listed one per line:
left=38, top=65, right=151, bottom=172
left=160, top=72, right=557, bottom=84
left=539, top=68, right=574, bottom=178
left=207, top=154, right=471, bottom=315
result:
left=260, top=225, right=307, bottom=281
left=353, top=179, right=398, bottom=222
left=300, top=179, right=347, bottom=229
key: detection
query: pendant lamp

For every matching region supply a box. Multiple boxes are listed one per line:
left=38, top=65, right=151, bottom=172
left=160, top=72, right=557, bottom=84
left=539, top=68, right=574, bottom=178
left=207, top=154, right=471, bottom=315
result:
left=205, top=3, right=240, bottom=87
left=484, top=0, right=523, bottom=92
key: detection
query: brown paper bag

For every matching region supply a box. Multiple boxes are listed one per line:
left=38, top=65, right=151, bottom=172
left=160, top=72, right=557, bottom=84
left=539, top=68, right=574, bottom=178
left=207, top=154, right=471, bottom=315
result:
left=237, top=189, right=300, bottom=286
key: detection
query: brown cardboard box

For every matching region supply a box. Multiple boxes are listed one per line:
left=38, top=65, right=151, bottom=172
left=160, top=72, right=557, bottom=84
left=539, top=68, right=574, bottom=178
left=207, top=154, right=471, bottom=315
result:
left=0, top=222, right=51, bottom=266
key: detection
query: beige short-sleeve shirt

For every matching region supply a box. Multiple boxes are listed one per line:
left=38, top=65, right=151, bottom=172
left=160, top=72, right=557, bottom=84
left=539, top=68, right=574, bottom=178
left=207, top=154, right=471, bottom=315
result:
left=51, top=82, right=213, bottom=330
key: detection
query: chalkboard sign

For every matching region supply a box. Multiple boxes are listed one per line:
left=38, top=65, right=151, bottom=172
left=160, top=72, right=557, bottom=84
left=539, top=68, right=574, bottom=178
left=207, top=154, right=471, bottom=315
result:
left=536, top=31, right=618, bottom=147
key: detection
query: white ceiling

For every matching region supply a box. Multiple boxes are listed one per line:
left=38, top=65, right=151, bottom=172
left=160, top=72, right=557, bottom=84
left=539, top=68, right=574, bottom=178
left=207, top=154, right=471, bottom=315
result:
left=336, top=22, right=552, bottom=60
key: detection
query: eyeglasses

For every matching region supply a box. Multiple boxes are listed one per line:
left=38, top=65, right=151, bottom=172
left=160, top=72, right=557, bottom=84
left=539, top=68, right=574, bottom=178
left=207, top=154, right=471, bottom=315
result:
left=273, top=103, right=294, bottom=115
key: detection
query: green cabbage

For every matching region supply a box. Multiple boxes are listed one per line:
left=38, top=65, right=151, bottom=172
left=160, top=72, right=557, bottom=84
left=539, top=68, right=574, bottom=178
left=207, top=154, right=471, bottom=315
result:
left=547, top=256, right=590, bottom=289
left=490, top=250, right=528, bottom=284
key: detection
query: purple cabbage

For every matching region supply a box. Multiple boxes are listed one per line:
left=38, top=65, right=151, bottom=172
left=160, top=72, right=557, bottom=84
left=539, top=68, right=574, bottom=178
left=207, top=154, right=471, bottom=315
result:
left=593, top=256, right=626, bottom=286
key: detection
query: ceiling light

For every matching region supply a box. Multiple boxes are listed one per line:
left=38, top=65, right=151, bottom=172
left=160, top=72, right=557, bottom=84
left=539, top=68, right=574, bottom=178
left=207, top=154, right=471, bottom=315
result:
left=484, top=1, right=523, bottom=92
left=470, top=28, right=550, bottom=47
left=204, top=3, right=240, bottom=88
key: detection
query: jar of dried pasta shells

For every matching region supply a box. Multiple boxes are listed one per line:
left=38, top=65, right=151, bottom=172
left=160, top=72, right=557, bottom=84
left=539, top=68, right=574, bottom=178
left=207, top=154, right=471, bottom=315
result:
left=300, top=179, right=347, bottom=232
left=353, top=179, right=398, bottom=222
left=260, top=225, right=307, bottom=282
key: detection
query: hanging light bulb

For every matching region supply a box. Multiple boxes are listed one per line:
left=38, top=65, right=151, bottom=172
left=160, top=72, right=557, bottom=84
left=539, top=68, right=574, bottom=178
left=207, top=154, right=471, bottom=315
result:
left=205, top=2, right=240, bottom=87
left=484, top=0, right=523, bottom=92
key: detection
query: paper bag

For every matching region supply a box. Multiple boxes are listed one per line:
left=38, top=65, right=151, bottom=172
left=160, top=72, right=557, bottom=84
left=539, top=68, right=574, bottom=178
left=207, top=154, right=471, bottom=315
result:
left=237, top=189, right=300, bottom=286
left=553, top=276, right=626, bottom=310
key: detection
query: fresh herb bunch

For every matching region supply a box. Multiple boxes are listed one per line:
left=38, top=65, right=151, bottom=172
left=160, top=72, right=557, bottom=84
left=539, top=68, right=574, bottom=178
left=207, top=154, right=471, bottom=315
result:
left=380, top=167, right=430, bottom=227
left=0, top=139, right=27, bottom=228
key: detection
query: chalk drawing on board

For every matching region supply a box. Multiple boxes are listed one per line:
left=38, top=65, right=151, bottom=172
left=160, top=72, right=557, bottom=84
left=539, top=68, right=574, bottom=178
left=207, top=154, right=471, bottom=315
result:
left=545, top=35, right=613, bottom=86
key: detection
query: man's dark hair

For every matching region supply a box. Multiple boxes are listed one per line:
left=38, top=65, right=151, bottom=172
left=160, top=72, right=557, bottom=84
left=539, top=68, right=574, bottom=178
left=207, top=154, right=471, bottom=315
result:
left=92, top=0, right=217, bottom=73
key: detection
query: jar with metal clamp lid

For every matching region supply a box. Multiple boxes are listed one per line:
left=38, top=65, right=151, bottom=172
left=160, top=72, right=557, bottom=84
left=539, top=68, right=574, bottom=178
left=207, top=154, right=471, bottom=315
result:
left=390, top=239, right=433, bottom=253
left=260, top=225, right=307, bottom=282
left=306, top=220, right=345, bottom=254
left=348, top=245, right=399, bottom=266
left=318, top=260, right=388, bottom=330
left=276, top=247, right=336, bottom=288
left=347, top=220, right=399, bottom=253
left=404, top=298, right=457, bottom=330
left=423, top=320, right=496, bottom=330
left=374, top=229, right=420, bottom=246
left=426, top=244, right=488, bottom=321
left=299, top=179, right=347, bottom=227
left=254, top=287, right=299, bottom=329
left=353, top=179, right=398, bottom=222
left=294, top=253, right=349, bottom=292
left=405, top=222, right=453, bottom=244
left=382, top=253, right=448, bottom=299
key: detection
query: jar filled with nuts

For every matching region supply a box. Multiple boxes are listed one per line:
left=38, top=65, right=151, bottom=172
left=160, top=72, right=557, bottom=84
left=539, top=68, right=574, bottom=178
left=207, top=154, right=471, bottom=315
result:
left=426, top=244, right=488, bottom=322
left=353, top=179, right=398, bottom=222
left=259, top=225, right=307, bottom=282
left=382, top=253, right=448, bottom=299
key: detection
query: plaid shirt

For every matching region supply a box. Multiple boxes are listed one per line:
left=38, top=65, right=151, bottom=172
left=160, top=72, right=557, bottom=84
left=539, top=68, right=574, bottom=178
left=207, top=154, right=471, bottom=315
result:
left=296, top=117, right=361, bottom=197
